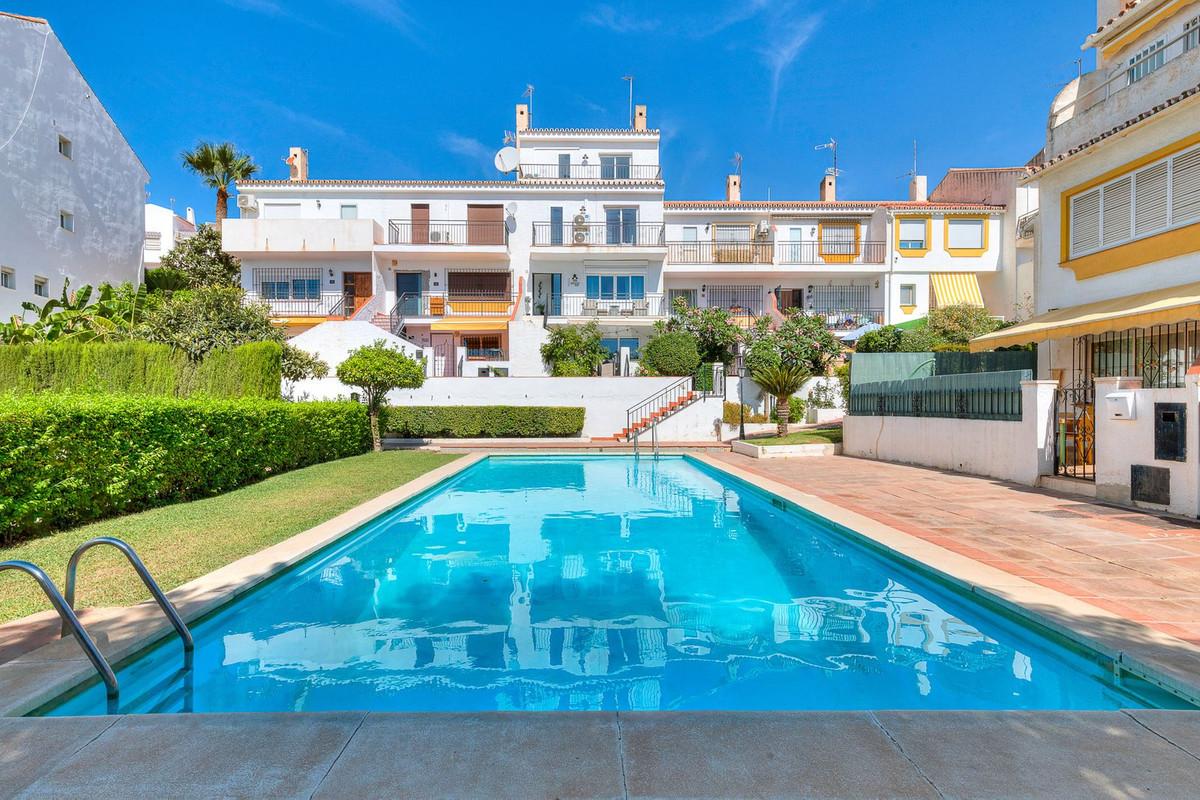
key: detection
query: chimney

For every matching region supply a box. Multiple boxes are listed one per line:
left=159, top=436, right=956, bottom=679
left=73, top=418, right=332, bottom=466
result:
left=908, top=174, right=927, bottom=202
left=515, top=103, right=530, bottom=132
left=185, top=207, right=195, bottom=225
left=819, top=174, right=836, bottom=202
left=633, top=104, right=647, bottom=131
left=287, top=147, right=308, bottom=181
left=726, top=173, right=741, bottom=203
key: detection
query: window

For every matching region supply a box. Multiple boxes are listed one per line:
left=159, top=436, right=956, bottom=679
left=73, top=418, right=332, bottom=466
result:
left=668, top=288, right=697, bottom=313
left=261, top=203, right=301, bottom=219
left=820, top=222, right=857, bottom=255
left=144, top=231, right=162, bottom=251
left=585, top=273, right=645, bottom=300
left=1186, top=15, right=1200, bottom=52
left=557, top=153, right=571, bottom=179
left=260, top=281, right=290, bottom=299
left=605, top=207, right=638, bottom=244
left=0, top=267, right=13, bottom=290
left=946, top=218, right=985, bottom=251
left=1127, top=39, right=1164, bottom=84
left=291, top=278, right=321, bottom=300
left=898, top=218, right=927, bottom=250
left=600, top=337, right=641, bottom=359
left=600, top=154, right=631, bottom=180
left=550, top=206, right=564, bottom=245
left=57, top=135, right=72, bottom=159
left=1068, top=142, right=1200, bottom=258
left=464, top=335, right=503, bottom=360
left=59, top=211, right=74, bottom=232
left=33, top=277, right=48, bottom=297
left=340, top=205, right=357, bottom=220
left=900, top=284, right=916, bottom=307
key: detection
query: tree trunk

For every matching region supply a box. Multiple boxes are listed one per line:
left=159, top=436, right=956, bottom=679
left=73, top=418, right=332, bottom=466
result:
left=215, top=187, right=228, bottom=230
left=776, top=397, right=789, bottom=437
left=369, top=408, right=382, bottom=452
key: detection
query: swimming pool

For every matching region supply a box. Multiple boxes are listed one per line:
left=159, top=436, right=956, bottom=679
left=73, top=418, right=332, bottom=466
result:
left=38, top=456, right=1191, bottom=715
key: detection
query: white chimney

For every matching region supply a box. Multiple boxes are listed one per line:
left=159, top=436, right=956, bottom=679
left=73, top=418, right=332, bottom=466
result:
left=287, top=147, right=309, bottom=181
left=909, top=175, right=928, bottom=202
left=634, top=104, right=647, bottom=131
left=726, top=174, right=741, bottom=203
left=819, top=174, right=836, bottom=202
left=185, top=207, right=195, bottom=225
left=515, top=104, right=530, bottom=132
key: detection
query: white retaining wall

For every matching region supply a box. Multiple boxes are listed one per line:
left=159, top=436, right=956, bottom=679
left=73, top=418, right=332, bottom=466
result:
left=843, top=380, right=1057, bottom=485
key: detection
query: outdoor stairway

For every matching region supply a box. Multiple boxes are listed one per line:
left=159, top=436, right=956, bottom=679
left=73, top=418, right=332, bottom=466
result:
left=607, top=390, right=699, bottom=440
left=591, top=374, right=721, bottom=444
left=371, top=312, right=393, bottom=332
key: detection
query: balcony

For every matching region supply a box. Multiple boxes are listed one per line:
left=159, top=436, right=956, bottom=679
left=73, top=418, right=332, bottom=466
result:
left=817, top=308, right=885, bottom=332
left=518, top=163, right=662, bottom=181
left=666, top=240, right=774, bottom=265
left=221, top=218, right=380, bottom=255
left=389, top=291, right=518, bottom=333
left=245, top=291, right=353, bottom=319
left=386, top=220, right=508, bottom=246
left=535, top=293, right=668, bottom=319
left=531, top=222, right=665, bottom=249
left=776, top=241, right=888, bottom=265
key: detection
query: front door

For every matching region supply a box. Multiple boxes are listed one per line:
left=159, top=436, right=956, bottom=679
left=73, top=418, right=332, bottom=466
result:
left=778, top=288, right=803, bottom=312
left=395, top=273, right=421, bottom=315
left=343, top=272, right=373, bottom=315
left=531, top=273, right=562, bottom=316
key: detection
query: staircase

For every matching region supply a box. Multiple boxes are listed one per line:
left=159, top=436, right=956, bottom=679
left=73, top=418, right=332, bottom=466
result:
left=592, top=374, right=717, bottom=443
left=371, top=312, right=393, bottom=332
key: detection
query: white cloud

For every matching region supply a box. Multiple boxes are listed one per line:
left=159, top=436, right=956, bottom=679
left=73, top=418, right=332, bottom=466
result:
left=337, top=0, right=418, bottom=36
left=583, top=4, right=661, bottom=34
left=759, top=13, right=822, bottom=119
left=440, top=132, right=496, bottom=173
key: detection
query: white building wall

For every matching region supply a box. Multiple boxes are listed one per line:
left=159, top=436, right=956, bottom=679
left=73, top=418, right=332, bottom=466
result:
left=0, top=14, right=148, bottom=319
left=143, top=202, right=195, bottom=269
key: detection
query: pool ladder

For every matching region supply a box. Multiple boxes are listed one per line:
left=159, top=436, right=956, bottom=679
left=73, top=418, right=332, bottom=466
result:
left=0, top=537, right=193, bottom=699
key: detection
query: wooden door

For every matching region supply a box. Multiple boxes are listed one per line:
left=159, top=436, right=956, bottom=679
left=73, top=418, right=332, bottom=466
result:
left=411, top=204, right=430, bottom=244
left=466, top=204, right=504, bottom=245
left=343, top=272, right=373, bottom=314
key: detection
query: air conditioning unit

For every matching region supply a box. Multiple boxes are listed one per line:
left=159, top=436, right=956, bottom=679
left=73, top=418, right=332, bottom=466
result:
left=756, top=220, right=771, bottom=237
left=237, top=194, right=256, bottom=210
left=573, top=213, right=587, bottom=226
left=429, top=231, right=443, bottom=243
left=573, top=230, right=588, bottom=244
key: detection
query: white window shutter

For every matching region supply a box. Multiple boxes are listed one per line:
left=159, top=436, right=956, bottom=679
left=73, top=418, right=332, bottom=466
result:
left=1101, top=176, right=1131, bottom=246
left=1134, top=161, right=1169, bottom=235
left=899, top=219, right=925, bottom=243
left=1171, top=146, right=1200, bottom=224
left=947, top=219, right=984, bottom=249
left=1070, top=189, right=1101, bottom=256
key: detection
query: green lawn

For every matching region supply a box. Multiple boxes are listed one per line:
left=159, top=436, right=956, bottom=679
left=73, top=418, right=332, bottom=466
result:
left=0, top=450, right=459, bottom=624
left=752, top=427, right=843, bottom=446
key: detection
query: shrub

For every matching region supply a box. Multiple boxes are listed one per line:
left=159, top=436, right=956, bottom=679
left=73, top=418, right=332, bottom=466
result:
left=160, top=224, right=240, bottom=288
left=336, top=341, right=425, bottom=451
left=663, top=300, right=741, bottom=364
left=0, top=340, right=282, bottom=399
left=723, top=402, right=768, bottom=425
left=744, top=312, right=842, bottom=375
left=0, top=395, right=369, bottom=541
left=834, top=363, right=851, bottom=407
left=770, top=395, right=806, bottom=423
left=383, top=406, right=585, bottom=438
left=641, top=330, right=700, bottom=376
left=854, top=325, right=903, bottom=353
left=540, top=322, right=606, bottom=376
left=925, top=303, right=1002, bottom=345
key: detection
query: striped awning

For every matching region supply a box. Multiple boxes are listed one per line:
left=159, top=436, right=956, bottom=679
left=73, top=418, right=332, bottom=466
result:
left=430, top=318, right=510, bottom=332
left=930, top=273, right=985, bottom=308
left=970, top=280, right=1200, bottom=352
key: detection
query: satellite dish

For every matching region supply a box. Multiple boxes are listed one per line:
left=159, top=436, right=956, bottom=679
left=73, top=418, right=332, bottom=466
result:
left=505, top=202, right=518, bottom=216
left=494, top=147, right=519, bottom=173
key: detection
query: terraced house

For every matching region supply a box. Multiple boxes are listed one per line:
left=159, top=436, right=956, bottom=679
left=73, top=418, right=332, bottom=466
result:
left=225, top=103, right=1024, bottom=377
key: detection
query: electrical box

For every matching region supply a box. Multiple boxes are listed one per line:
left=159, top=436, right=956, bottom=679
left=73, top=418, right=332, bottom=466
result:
left=1154, top=403, right=1187, bottom=462
left=1104, top=391, right=1136, bottom=420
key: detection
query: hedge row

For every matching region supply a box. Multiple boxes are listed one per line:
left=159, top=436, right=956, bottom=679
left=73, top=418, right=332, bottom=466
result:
left=0, top=395, right=369, bottom=541
left=383, top=406, right=585, bottom=438
left=0, top=341, right=282, bottom=399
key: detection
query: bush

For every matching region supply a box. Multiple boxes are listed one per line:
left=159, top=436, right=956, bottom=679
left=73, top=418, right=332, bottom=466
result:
left=0, top=341, right=282, bottom=399
left=925, top=303, right=1002, bottom=345
left=723, top=402, right=768, bottom=425
left=383, top=406, right=585, bottom=438
left=641, top=330, right=700, bottom=376
left=160, top=224, right=240, bottom=288
left=540, top=322, right=606, bottom=376
left=0, top=395, right=369, bottom=541
left=834, top=363, right=851, bottom=407
left=854, top=325, right=903, bottom=353
left=770, top=395, right=806, bottom=422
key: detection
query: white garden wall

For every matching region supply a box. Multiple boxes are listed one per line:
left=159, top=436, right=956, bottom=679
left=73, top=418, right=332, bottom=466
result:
left=844, top=380, right=1057, bottom=485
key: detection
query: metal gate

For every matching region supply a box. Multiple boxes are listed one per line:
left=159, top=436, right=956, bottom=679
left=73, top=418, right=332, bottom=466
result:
left=1055, top=336, right=1095, bottom=480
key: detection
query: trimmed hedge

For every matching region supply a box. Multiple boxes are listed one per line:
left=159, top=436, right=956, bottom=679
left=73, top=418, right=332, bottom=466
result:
left=383, top=406, right=585, bottom=438
left=0, top=395, right=369, bottom=541
left=0, top=341, right=282, bottom=399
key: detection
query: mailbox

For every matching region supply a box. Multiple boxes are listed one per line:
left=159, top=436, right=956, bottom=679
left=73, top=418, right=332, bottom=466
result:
left=1104, top=391, right=1136, bottom=420
left=1154, top=403, right=1186, bottom=462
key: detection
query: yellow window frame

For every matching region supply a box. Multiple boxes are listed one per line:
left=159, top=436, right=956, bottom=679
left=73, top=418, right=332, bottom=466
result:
left=817, top=221, right=860, bottom=264
left=943, top=215, right=989, bottom=257
left=894, top=215, right=931, bottom=257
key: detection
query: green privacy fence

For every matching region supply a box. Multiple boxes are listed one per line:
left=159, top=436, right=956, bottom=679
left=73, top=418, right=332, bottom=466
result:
left=849, top=369, right=1031, bottom=421
left=848, top=351, right=1036, bottom=387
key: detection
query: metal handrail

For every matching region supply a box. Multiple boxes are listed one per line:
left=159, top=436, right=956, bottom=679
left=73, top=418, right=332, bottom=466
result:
left=0, top=560, right=119, bottom=698
left=531, top=221, right=665, bottom=247
left=518, top=163, right=663, bottom=181
left=63, top=537, right=194, bottom=670
left=387, top=220, right=509, bottom=246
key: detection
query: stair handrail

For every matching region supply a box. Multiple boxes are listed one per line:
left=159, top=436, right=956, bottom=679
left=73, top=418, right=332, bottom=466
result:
left=388, top=291, right=423, bottom=335
left=626, top=376, right=693, bottom=439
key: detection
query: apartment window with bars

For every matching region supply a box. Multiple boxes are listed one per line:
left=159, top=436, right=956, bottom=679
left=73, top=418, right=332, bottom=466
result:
left=33, top=277, right=49, bottom=297
left=144, top=231, right=162, bottom=251
left=1186, top=15, right=1200, bottom=52
left=1068, top=142, right=1200, bottom=258
left=1127, top=39, right=1165, bottom=84
left=253, top=267, right=322, bottom=300
left=808, top=284, right=869, bottom=313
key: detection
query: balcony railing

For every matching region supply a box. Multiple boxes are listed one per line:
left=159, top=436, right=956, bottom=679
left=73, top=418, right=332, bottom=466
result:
left=531, top=222, right=665, bottom=247
left=392, top=291, right=517, bottom=318
left=518, top=163, right=663, bottom=181
left=666, top=240, right=775, bottom=264
left=775, top=241, right=888, bottom=265
left=387, top=220, right=508, bottom=246
left=534, top=293, right=667, bottom=318
left=466, top=347, right=506, bottom=360
left=814, top=308, right=885, bottom=330
left=246, top=291, right=353, bottom=318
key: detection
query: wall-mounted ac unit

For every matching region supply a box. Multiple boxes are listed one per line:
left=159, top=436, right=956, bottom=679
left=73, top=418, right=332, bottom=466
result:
left=573, top=230, right=588, bottom=244
left=236, top=194, right=256, bottom=209
left=429, top=231, right=443, bottom=243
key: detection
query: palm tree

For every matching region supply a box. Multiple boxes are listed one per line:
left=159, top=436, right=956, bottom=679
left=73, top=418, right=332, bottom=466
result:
left=752, top=363, right=810, bottom=437
left=180, top=142, right=260, bottom=227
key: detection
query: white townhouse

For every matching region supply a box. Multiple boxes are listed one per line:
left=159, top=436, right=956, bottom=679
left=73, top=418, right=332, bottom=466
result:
left=226, top=103, right=1016, bottom=377
left=971, top=0, right=1200, bottom=509
left=143, top=203, right=197, bottom=271
left=0, top=12, right=148, bottom=319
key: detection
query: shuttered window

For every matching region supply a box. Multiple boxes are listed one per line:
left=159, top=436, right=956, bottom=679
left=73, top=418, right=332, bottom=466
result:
left=820, top=222, right=856, bottom=254
left=1068, top=143, right=1200, bottom=258
left=947, top=218, right=984, bottom=249
left=898, top=219, right=927, bottom=249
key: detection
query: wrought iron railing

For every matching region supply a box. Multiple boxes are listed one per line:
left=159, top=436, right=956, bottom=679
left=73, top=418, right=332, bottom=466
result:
left=666, top=240, right=774, bottom=264
left=389, top=291, right=516, bottom=334
left=849, top=369, right=1030, bottom=421
left=246, top=291, right=353, bottom=318
left=387, top=220, right=508, bottom=246
left=465, top=347, right=505, bottom=360
left=813, top=308, right=885, bottom=330
left=775, top=241, right=888, bottom=264
left=518, top=163, right=662, bottom=181
left=531, top=222, right=665, bottom=247
left=535, top=293, right=668, bottom=318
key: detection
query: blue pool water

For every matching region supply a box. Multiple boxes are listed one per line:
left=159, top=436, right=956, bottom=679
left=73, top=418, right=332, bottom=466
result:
left=41, top=456, right=1190, bottom=715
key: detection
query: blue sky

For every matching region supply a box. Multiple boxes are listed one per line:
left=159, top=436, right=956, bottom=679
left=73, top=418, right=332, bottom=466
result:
left=23, top=0, right=1095, bottom=222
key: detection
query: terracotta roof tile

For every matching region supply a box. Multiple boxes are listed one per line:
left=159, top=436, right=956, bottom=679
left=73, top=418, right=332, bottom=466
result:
left=237, top=178, right=663, bottom=189
left=0, top=11, right=48, bottom=24
left=664, top=200, right=1004, bottom=211
left=519, top=128, right=660, bottom=136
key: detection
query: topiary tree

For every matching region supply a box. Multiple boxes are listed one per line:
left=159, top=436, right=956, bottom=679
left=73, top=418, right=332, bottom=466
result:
left=752, top=363, right=810, bottom=437
left=336, top=340, right=425, bottom=451
left=640, top=330, right=700, bottom=376
left=160, top=224, right=241, bottom=288
left=540, top=321, right=607, bottom=376
left=854, top=325, right=903, bottom=353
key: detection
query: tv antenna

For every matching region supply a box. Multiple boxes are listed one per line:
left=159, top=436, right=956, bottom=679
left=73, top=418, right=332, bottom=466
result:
left=814, top=138, right=840, bottom=177
left=731, top=152, right=743, bottom=175
left=522, top=84, right=535, bottom=126
left=896, top=140, right=919, bottom=180
left=622, top=75, right=634, bottom=128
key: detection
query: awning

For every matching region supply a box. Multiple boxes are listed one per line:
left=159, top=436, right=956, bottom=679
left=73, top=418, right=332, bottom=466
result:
left=970, top=280, right=1200, bottom=352
left=930, top=273, right=985, bottom=307
left=430, top=318, right=510, bottom=332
